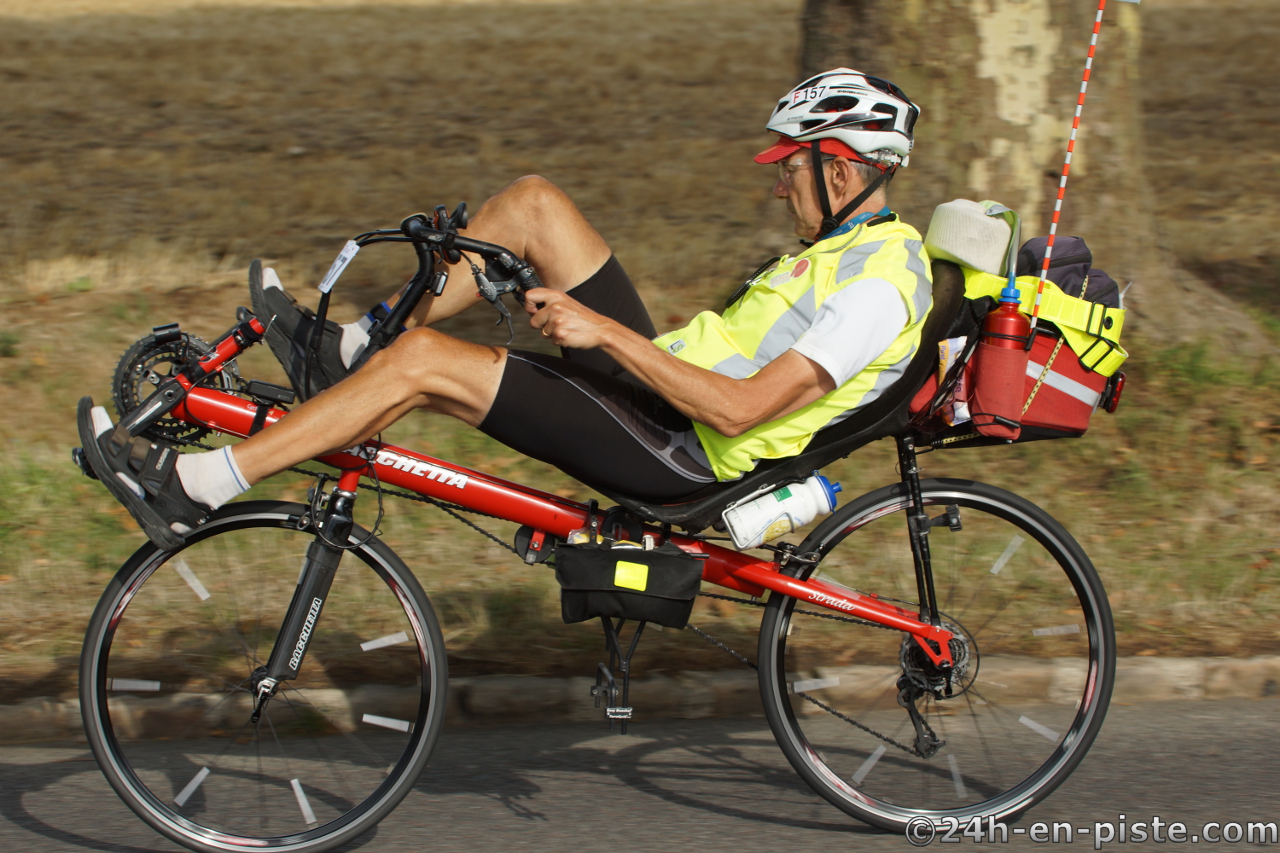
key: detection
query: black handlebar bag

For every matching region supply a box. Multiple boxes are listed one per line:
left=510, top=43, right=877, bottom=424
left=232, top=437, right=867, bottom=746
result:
left=553, top=541, right=706, bottom=629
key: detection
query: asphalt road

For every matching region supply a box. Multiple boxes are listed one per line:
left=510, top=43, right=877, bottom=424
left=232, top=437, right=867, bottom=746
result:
left=3, top=698, right=1277, bottom=853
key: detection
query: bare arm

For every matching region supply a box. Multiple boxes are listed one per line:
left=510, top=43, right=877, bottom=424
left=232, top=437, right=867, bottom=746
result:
left=525, top=289, right=836, bottom=437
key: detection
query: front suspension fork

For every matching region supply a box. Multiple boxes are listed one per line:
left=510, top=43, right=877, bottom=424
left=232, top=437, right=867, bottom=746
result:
left=251, top=484, right=357, bottom=721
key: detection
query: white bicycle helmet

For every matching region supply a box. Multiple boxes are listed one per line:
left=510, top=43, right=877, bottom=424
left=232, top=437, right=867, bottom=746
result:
left=757, top=68, right=920, bottom=168
left=756, top=68, right=920, bottom=240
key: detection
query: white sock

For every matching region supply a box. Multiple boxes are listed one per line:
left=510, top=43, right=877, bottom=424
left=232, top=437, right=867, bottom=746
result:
left=176, top=447, right=250, bottom=510
left=338, top=322, right=370, bottom=368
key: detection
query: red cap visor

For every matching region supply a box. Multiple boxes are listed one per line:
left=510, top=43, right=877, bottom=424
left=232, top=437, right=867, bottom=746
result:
left=753, top=136, right=880, bottom=168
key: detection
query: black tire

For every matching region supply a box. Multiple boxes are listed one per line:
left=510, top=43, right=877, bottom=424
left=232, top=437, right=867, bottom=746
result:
left=757, top=479, right=1114, bottom=832
left=80, top=501, right=448, bottom=853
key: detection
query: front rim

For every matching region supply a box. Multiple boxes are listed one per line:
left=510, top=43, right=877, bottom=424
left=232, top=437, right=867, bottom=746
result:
left=80, top=502, right=446, bottom=852
left=758, top=481, right=1114, bottom=829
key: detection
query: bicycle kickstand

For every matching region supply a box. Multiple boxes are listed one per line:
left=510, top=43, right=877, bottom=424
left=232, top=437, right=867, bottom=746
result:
left=591, top=616, right=646, bottom=734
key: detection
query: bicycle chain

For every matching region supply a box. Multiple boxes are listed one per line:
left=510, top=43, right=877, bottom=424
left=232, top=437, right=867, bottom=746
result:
left=699, top=592, right=904, bottom=634
left=169, top=435, right=921, bottom=756
left=690, top=594, right=928, bottom=757
left=798, top=690, right=925, bottom=757
left=344, top=479, right=521, bottom=557
left=686, top=624, right=757, bottom=671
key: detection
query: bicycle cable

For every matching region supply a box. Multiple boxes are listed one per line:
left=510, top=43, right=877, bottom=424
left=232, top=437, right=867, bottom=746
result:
left=167, top=431, right=924, bottom=753
left=306, top=441, right=386, bottom=551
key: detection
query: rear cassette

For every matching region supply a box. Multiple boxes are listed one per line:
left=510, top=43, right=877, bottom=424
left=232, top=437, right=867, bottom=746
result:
left=899, top=615, right=975, bottom=698
left=112, top=332, right=240, bottom=444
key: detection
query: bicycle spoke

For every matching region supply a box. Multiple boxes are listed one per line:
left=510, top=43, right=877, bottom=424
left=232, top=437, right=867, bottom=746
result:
left=81, top=503, right=446, bottom=852
left=756, top=481, right=1113, bottom=830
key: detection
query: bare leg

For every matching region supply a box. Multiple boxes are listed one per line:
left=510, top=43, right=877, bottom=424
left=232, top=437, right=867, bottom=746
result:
left=232, top=328, right=507, bottom=484
left=395, top=175, right=612, bottom=327
left=233, top=178, right=615, bottom=483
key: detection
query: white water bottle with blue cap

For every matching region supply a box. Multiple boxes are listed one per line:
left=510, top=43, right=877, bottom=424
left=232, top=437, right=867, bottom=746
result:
left=721, top=473, right=842, bottom=550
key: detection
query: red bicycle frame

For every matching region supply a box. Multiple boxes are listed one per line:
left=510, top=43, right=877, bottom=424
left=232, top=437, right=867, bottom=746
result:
left=169, top=338, right=956, bottom=666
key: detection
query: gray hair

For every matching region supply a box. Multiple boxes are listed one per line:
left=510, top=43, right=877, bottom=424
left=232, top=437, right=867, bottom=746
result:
left=850, top=158, right=893, bottom=191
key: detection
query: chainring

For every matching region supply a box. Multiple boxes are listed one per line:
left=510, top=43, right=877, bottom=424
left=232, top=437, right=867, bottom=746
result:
left=112, top=332, right=241, bottom=444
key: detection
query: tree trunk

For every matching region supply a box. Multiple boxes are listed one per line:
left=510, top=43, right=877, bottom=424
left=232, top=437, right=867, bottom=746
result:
left=799, top=0, right=1269, bottom=352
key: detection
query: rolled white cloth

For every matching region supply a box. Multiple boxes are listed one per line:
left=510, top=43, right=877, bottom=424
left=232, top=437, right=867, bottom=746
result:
left=924, top=199, right=1013, bottom=275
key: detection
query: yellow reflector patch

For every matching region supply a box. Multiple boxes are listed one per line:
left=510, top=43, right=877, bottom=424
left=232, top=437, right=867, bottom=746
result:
left=614, top=560, right=649, bottom=591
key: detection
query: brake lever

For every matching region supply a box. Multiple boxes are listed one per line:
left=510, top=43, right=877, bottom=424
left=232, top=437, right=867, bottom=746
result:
left=473, top=267, right=516, bottom=345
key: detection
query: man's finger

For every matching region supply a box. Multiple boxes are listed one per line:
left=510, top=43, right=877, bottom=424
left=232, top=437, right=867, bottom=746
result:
left=524, top=286, right=554, bottom=315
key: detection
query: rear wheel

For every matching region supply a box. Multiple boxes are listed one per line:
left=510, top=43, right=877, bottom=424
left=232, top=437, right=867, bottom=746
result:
left=757, top=479, right=1114, bottom=831
left=80, top=501, right=447, bottom=853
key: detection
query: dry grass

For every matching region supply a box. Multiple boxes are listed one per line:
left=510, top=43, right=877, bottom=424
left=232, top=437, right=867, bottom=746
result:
left=1, top=0, right=1278, bottom=691
left=0, top=0, right=801, bottom=690
left=0, top=0, right=798, bottom=308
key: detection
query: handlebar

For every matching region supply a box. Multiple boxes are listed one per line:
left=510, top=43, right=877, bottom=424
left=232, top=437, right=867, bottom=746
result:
left=399, top=215, right=544, bottom=291
left=340, top=207, right=546, bottom=357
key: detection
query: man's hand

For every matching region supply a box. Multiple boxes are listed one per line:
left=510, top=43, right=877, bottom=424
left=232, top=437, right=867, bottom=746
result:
left=525, top=287, right=616, bottom=349
left=525, top=286, right=837, bottom=438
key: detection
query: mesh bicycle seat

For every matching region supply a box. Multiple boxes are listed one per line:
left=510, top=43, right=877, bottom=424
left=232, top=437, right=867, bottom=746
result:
left=590, top=260, right=967, bottom=532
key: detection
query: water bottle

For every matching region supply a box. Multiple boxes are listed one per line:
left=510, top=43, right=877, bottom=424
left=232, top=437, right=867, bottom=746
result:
left=970, top=280, right=1031, bottom=440
left=722, top=473, right=842, bottom=550
left=982, top=283, right=1031, bottom=349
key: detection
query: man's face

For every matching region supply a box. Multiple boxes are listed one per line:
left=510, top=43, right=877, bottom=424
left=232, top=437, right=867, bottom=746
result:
left=772, top=152, right=833, bottom=241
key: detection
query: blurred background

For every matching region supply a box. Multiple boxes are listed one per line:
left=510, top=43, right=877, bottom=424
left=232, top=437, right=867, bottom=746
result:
left=0, top=0, right=1277, bottom=696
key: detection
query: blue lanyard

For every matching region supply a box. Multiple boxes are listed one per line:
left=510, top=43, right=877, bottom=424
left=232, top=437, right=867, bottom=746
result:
left=818, top=207, right=892, bottom=243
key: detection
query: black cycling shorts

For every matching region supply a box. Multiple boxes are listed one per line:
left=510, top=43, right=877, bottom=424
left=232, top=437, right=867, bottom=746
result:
left=478, top=256, right=716, bottom=501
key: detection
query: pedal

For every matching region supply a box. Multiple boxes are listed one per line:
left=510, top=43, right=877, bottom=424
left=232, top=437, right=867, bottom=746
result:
left=71, top=447, right=99, bottom=481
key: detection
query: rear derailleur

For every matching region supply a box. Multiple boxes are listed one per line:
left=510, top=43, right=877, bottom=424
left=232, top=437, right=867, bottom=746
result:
left=897, top=676, right=945, bottom=758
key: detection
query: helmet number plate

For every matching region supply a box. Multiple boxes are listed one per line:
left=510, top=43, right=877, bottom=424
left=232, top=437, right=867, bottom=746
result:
left=789, top=86, right=827, bottom=107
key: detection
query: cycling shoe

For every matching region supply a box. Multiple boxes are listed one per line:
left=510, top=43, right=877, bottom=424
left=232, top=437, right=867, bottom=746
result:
left=248, top=259, right=349, bottom=402
left=75, top=397, right=211, bottom=551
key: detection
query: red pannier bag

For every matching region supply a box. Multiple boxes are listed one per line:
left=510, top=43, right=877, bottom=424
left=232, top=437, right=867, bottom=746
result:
left=910, top=322, right=1123, bottom=444
left=1017, top=325, right=1112, bottom=437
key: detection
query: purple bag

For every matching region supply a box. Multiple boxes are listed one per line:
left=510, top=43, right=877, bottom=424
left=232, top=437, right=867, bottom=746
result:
left=1016, top=236, right=1119, bottom=308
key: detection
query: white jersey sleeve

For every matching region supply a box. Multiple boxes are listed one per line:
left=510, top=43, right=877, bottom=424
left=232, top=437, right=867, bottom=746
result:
left=789, top=278, right=908, bottom=387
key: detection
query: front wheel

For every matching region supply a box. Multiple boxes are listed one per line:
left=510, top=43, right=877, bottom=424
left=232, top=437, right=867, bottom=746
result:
left=757, top=479, right=1114, bottom=831
left=80, top=501, right=448, bottom=853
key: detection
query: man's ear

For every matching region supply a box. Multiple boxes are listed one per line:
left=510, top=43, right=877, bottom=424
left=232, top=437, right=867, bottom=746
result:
left=830, top=157, right=857, bottom=198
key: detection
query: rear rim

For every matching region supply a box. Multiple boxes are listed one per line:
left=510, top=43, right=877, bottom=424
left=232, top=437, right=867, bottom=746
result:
left=80, top=501, right=447, bottom=853
left=758, top=480, right=1114, bottom=830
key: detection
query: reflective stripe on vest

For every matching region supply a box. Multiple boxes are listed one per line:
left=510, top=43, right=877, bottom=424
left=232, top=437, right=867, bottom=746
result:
left=653, top=218, right=932, bottom=481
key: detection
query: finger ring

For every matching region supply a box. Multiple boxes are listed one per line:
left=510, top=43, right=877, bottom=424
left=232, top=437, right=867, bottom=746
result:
left=541, top=328, right=550, bottom=338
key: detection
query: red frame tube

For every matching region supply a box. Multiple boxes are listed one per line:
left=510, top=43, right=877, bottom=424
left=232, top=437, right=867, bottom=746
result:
left=173, top=384, right=954, bottom=661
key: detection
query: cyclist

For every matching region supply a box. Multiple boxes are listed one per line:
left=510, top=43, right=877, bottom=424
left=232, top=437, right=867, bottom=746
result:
left=79, top=68, right=933, bottom=549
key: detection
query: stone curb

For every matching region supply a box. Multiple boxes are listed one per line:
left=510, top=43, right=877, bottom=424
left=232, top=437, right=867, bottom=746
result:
left=3, top=656, right=1277, bottom=745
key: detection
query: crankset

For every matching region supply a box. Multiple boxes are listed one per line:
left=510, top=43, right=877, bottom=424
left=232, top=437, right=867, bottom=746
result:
left=112, top=325, right=241, bottom=444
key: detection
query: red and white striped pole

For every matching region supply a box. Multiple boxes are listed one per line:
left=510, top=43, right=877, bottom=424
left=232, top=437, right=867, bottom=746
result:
left=1031, top=0, right=1136, bottom=330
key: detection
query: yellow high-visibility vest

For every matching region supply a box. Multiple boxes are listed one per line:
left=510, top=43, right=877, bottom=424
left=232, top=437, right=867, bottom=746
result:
left=653, top=217, right=932, bottom=480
